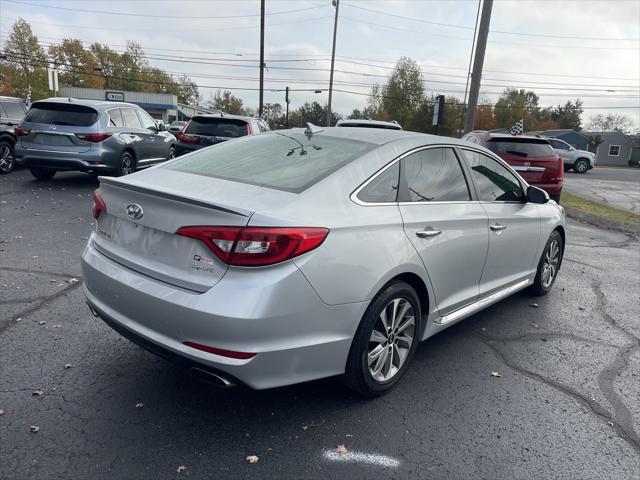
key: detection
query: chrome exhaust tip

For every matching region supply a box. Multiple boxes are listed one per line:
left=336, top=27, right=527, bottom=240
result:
left=188, top=367, right=235, bottom=388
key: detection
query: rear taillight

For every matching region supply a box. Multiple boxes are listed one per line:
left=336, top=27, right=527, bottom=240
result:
left=14, top=127, right=30, bottom=137
left=246, top=123, right=253, bottom=135
left=76, top=133, right=112, bottom=143
left=183, top=341, right=256, bottom=360
left=176, top=121, right=191, bottom=142
left=92, top=188, right=107, bottom=220
left=176, top=226, right=329, bottom=266
left=180, top=134, right=199, bottom=143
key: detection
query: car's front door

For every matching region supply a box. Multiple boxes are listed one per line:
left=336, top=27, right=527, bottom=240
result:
left=136, top=109, right=167, bottom=161
left=459, top=148, right=541, bottom=295
left=120, top=107, right=151, bottom=162
left=398, top=146, right=489, bottom=314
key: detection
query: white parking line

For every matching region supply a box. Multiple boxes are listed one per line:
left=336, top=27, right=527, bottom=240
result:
left=322, top=449, right=400, bottom=468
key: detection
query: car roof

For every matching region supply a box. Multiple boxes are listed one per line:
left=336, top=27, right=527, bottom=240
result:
left=286, top=126, right=472, bottom=147
left=336, top=119, right=401, bottom=129
left=30, top=97, right=140, bottom=111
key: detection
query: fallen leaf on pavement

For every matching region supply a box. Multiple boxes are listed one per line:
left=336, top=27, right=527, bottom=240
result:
left=30, top=425, right=40, bottom=433
left=246, top=455, right=259, bottom=464
left=0, top=409, right=4, bottom=415
left=490, top=372, right=501, bottom=378
left=64, top=363, right=73, bottom=369
left=336, top=444, right=348, bottom=455
left=32, top=389, right=44, bottom=396
left=531, top=323, right=539, bottom=329
left=302, top=420, right=325, bottom=430
left=136, top=402, right=144, bottom=409
left=176, top=465, right=186, bottom=473
left=67, top=278, right=80, bottom=284
left=579, top=307, right=585, bottom=310
left=39, top=321, right=46, bottom=325
left=541, top=338, right=548, bottom=342
left=529, top=303, right=539, bottom=308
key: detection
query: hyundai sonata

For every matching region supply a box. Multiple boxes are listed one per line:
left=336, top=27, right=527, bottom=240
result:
left=82, top=125, right=565, bottom=396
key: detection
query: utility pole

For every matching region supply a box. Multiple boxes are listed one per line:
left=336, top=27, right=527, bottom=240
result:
left=285, top=86, right=290, bottom=128
left=326, top=0, right=340, bottom=127
left=463, top=0, right=493, bottom=134
left=259, top=0, right=265, bottom=118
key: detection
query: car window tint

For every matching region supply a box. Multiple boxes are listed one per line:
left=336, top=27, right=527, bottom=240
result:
left=487, top=140, right=555, bottom=158
left=166, top=132, right=375, bottom=193
left=357, top=162, right=399, bottom=203
left=122, top=108, right=142, bottom=128
left=137, top=109, right=157, bottom=130
left=461, top=150, right=525, bottom=202
left=400, top=148, right=470, bottom=202
left=108, top=109, right=124, bottom=127
left=186, top=117, right=248, bottom=138
left=24, top=102, right=98, bottom=126
left=0, top=101, right=26, bottom=119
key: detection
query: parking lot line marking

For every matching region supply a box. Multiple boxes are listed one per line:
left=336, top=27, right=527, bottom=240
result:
left=322, top=449, right=400, bottom=468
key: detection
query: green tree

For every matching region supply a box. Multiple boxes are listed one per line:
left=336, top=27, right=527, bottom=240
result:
left=494, top=88, right=540, bottom=131
left=2, top=18, right=48, bottom=100
left=178, top=75, right=200, bottom=106
left=48, top=39, right=104, bottom=89
left=381, top=57, right=424, bottom=126
left=348, top=108, right=364, bottom=119
left=585, top=113, right=633, bottom=133
left=207, top=89, right=245, bottom=114
left=538, top=99, right=584, bottom=130
left=363, top=84, right=386, bottom=120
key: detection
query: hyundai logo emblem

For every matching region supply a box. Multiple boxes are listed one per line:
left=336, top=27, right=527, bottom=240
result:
left=49, top=125, right=56, bottom=130
left=126, top=203, right=143, bottom=220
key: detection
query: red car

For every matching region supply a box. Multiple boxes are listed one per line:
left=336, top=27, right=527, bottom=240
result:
left=462, top=132, right=563, bottom=202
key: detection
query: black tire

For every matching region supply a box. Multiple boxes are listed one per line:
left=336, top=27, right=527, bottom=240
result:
left=343, top=280, right=422, bottom=397
left=573, top=158, right=590, bottom=174
left=550, top=194, right=561, bottom=204
left=29, top=167, right=56, bottom=180
left=116, top=151, right=135, bottom=176
left=529, top=230, right=563, bottom=296
left=167, top=145, right=176, bottom=160
left=0, top=139, right=15, bottom=174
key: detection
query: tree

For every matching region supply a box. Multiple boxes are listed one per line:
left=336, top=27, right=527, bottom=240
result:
left=363, top=84, right=385, bottom=120
left=177, top=75, right=200, bottom=106
left=538, top=99, right=583, bottom=130
left=494, top=88, right=540, bottom=131
left=207, top=89, right=245, bottom=114
left=288, top=102, right=341, bottom=127
left=475, top=103, right=495, bottom=131
left=2, top=19, right=48, bottom=100
left=381, top=57, right=424, bottom=126
left=348, top=108, right=364, bottom=119
left=48, top=39, right=104, bottom=89
left=585, top=113, right=634, bottom=133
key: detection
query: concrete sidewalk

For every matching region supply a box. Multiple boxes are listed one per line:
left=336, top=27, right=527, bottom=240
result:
left=563, top=167, right=640, bottom=214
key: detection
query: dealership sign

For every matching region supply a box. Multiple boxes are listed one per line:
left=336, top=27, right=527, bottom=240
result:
left=105, top=91, right=125, bottom=102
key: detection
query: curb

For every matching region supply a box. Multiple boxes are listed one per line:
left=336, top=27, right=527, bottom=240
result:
left=563, top=205, right=640, bottom=235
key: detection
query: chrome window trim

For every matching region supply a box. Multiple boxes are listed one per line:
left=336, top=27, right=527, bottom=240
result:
left=350, top=144, right=472, bottom=207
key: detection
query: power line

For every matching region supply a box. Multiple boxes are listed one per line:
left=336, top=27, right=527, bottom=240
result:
left=2, top=0, right=329, bottom=19
left=343, top=2, right=640, bottom=41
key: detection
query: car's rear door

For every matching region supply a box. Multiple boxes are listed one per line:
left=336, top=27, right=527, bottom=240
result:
left=459, top=148, right=541, bottom=295
left=398, top=146, right=489, bottom=314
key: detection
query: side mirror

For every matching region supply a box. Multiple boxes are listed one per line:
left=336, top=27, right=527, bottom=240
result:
left=156, top=122, right=166, bottom=132
left=527, top=186, right=549, bottom=204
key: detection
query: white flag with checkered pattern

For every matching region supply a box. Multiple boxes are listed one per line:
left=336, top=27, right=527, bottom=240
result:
left=260, top=106, right=269, bottom=122
left=509, top=119, right=524, bottom=135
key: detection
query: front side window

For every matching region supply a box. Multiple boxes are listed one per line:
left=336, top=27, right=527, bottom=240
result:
left=461, top=149, right=525, bottom=202
left=166, top=132, right=375, bottom=193
left=137, top=109, right=157, bottom=131
left=356, top=162, right=399, bottom=203
left=400, top=148, right=470, bottom=202
left=609, top=145, right=621, bottom=156
left=550, top=139, right=569, bottom=150
left=121, top=108, right=142, bottom=128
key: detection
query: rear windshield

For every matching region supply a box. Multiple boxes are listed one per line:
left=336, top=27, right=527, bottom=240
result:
left=488, top=139, right=555, bottom=158
left=166, top=132, right=375, bottom=193
left=186, top=117, right=248, bottom=138
left=24, top=102, right=99, bottom=127
left=339, top=122, right=401, bottom=130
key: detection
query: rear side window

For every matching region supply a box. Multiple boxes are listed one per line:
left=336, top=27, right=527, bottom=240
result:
left=0, top=101, right=26, bottom=120
left=461, top=150, right=524, bottom=202
left=400, top=148, right=471, bottom=202
left=186, top=117, right=248, bottom=138
left=24, top=102, right=98, bottom=126
left=121, top=108, right=142, bottom=128
left=357, top=162, right=399, bottom=203
left=488, top=140, right=555, bottom=158
left=166, top=133, right=375, bottom=193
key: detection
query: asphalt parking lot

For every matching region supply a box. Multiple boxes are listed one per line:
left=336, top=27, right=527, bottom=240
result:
left=564, top=167, right=640, bottom=214
left=1, top=168, right=639, bottom=480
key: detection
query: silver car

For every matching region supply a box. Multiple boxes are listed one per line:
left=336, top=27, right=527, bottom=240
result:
left=546, top=137, right=596, bottom=173
left=15, top=98, right=176, bottom=180
left=81, top=126, right=565, bottom=396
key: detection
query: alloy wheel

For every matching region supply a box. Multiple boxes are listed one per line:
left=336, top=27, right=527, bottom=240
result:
left=120, top=154, right=133, bottom=175
left=368, top=297, right=416, bottom=382
left=0, top=144, right=14, bottom=173
left=542, top=239, right=560, bottom=289
left=575, top=160, right=589, bottom=173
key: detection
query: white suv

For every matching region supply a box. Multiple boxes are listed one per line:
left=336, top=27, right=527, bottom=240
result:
left=547, top=138, right=595, bottom=174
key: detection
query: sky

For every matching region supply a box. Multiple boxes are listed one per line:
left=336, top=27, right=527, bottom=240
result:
left=1, top=0, right=639, bottom=129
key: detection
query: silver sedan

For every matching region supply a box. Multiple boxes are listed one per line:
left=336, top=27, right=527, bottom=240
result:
left=81, top=125, right=565, bottom=396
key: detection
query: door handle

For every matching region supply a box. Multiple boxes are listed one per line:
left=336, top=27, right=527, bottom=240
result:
left=490, top=224, right=507, bottom=231
left=416, top=229, right=442, bottom=238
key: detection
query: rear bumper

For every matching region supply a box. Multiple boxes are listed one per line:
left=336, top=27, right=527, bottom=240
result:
left=175, top=142, right=206, bottom=156
left=15, top=147, right=119, bottom=173
left=81, top=237, right=366, bottom=389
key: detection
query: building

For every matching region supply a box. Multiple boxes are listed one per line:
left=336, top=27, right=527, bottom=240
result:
left=583, top=131, right=640, bottom=166
left=59, top=86, right=213, bottom=123
left=526, top=129, right=590, bottom=151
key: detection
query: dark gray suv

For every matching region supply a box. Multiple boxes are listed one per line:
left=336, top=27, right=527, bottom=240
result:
left=15, top=98, right=176, bottom=180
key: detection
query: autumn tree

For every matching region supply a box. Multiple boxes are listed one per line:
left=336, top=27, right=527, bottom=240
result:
left=207, top=89, right=245, bottom=114
left=494, top=88, right=540, bottom=131
left=48, top=39, right=104, bottom=89
left=381, top=57, right=424, bottom=126
left=2, top=18, right=48, bottom=100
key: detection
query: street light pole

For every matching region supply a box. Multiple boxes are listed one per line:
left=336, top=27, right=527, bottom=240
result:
left=326, top=0, right=340, bottom=127
left=259, top=0, right=265, bottom=118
